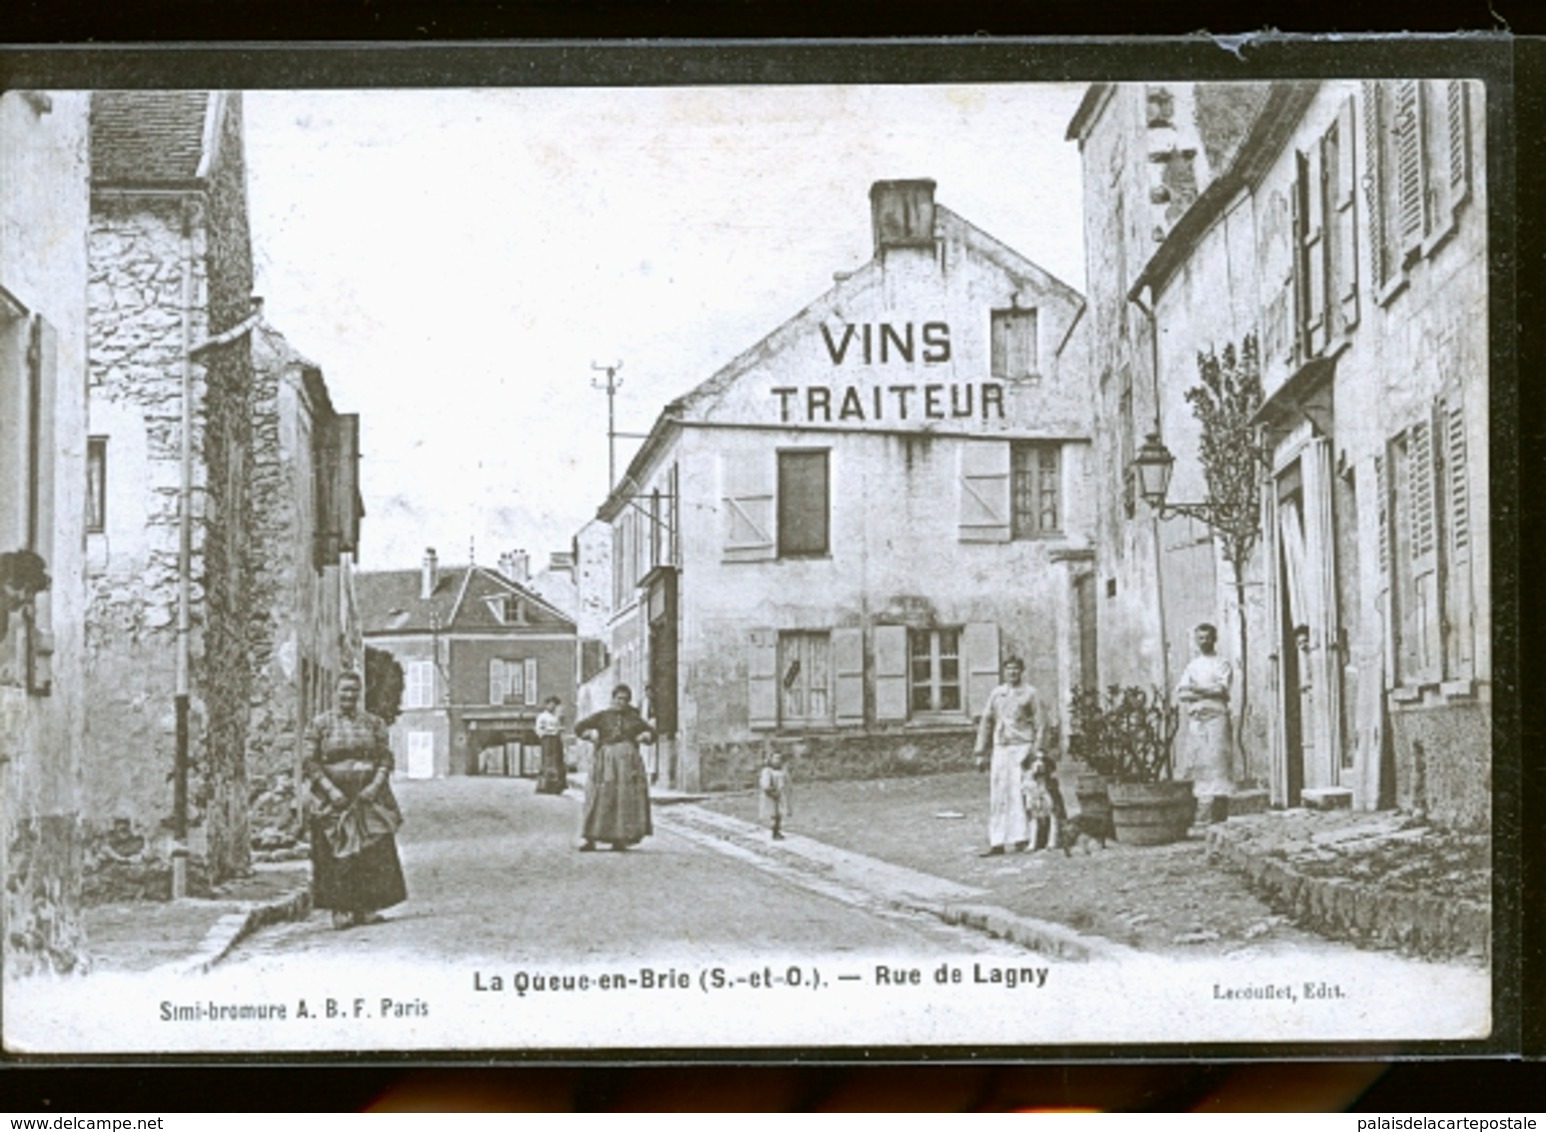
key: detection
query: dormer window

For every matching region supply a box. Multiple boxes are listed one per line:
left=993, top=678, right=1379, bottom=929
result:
left=486, top=594, right=527, bottom=625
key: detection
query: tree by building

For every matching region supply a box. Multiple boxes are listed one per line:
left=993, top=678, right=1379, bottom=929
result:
left=365, top=645, right=405, bottom=726
left=1184, top=334, right=1269, bottom=757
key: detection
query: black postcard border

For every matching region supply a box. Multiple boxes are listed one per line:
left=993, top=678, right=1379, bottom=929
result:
left=0, top=36, right=1524, bottom=1072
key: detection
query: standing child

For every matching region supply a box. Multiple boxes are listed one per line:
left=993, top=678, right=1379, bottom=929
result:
left=759, top=750, right=793, bottom=841
left=1022, top=751, right=1067, bottom=852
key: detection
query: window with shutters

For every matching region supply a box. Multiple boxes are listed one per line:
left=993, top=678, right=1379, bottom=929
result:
left=405, top=660, right=435, bottom=709
left=489, top=656, right=530, bottom=706
left=909, top=628, right=962, bottom=714
left=990, top=307, right=1038, bottom=381
left=1011, top=441, right=1061, bottom=539
left=778, top=631, right=831, bottom=726
left=1292, top=98, right=1360, bottom=362
left=1364, top=79, right=1475, bottom=302
left=776, top=449, right=830, bottom=558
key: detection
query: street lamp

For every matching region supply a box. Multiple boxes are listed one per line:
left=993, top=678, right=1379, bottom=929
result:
left=1131, top=431, right=1221, bottom=525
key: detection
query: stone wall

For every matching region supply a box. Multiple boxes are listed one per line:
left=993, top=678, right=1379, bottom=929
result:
left=83, top=93, right=257, bottom=889
left=698, top=728, right=976, bottom=793
left=85, top=194, right=195, bottom=872
left=1390, top=696, right=1491, bottom=830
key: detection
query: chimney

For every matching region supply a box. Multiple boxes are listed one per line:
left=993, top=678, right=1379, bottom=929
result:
left=869, top=179, right=937, bottom=255
left=421, top=547, right=438, bottom=600
left=509, top=549, right=530, bottom=583
left=498, top=550, right=516, bottom=580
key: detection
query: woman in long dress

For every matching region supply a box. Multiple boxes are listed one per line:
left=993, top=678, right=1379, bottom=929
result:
left=534, top=696, right=568, bottom=795
left=574, top=684, right=656, bottom=852
left=302, top=670, right=408, bottom=928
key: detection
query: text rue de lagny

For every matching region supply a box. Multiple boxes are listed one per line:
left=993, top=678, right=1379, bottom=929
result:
left=771, top=321, right=1006, bottom=425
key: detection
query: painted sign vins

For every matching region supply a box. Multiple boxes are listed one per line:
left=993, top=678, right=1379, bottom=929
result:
left=820, top=321, right=951, bottom=366
left=769, top=320, right=1005, bottom=423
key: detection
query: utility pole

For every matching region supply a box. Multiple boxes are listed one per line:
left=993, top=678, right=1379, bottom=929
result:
left=591, top=361, right=623, bottom=489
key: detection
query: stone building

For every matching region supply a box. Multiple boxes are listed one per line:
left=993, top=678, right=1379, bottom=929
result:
left=593, top=179, right=1093, bottom=792
left=0, top=90, right=92, bottom=974
left=245, top=324, right=363, bottom=840
left=1068, top=81, right=1489, bottom=826
left=84, top=91, right=260, bottom=884
left=357, top=550, right=578, bottom=779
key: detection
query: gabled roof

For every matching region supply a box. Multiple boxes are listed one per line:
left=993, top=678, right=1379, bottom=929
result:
left=90, top=91, right=214, bottom=185
left=357, top=564, right=575, bottom=637
left=598, top=198, right=1084, bottom=520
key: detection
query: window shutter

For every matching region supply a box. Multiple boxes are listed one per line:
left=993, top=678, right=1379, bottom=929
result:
left=1289, top=153, right=1307, bottom=365
left=1302, top=147, right=1329, bottom=356
left=1408, top=417, right=1442, bottom=682
left=524, top=657, right=538, bottom=706
left=489, top=658, right=505, bottom=705
left=1447, top=80, right=1471, bottom=198
left=1443, top=400, right=1473, bottom=676
left=333, top=414, right=360, bottom=555
left=747, top=629, right=778, bottom=730
left=722, top=452, right=776, bottom=562
left=1333, top=96, right=1360, bottom=332
left=832, top=626, right=865, bottom=726
left=1362, top=82, right=1391, bottom=293
left=1394, top=80, right=1425, bottom=250
left=961, top=622, right=1001, bottom=719
left=959, top=440, right=1011, bottom=543
left=873, top=624, right=909, bottom=722
left=1371, top=453, right=1397, bottom=691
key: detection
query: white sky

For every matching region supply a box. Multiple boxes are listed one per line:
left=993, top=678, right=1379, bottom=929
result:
left=245, top=84, right=1089, bottom=571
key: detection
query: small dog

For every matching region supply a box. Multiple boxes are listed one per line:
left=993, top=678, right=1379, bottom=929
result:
left=1056, top=811, right=1112, bottom=856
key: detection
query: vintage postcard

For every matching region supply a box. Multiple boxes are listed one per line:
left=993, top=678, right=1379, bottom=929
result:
left=0, top=45, right=1511, bottom=1056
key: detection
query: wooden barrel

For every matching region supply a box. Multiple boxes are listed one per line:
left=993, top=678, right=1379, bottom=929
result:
left=1073, top=773, right=1114, bottom=839
left=1108, top=780, right=1196, bottom=846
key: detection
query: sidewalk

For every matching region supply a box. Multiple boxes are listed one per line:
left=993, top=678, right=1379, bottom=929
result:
left=81, top=862, right=310, bottom=975
left=695, top=770, right=1491, bottom=962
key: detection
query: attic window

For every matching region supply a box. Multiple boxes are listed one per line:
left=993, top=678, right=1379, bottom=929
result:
left=489, top=595, right=527, bottom=625
left=990, top=307, right=1038, bottom=381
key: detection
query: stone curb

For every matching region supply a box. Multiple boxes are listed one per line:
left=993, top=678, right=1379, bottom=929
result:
left=1205, top=825, right=1490, bottom=961
left=168, top=882, right=312, bottom=976
left=932, top=901, right=1144, bottom=964
left=658, top=806, right=1134, bottom=963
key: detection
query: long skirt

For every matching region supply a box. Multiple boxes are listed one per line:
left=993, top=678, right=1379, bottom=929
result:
left=535, top=734, right=568, bottom=794
left=310, top=822, right=408, bottom=914
left=581, top=740, right=652, bottom=845
left=988, top=742, right=1031, bottom=849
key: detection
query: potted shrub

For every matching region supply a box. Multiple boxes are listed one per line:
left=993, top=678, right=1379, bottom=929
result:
left=1066, top=686, right=1117, bottom=839
left=1068, top=685, right=1193, bottom=846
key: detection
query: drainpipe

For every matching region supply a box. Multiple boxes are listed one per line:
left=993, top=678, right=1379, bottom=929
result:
left=172, top=199, right=194, bottom=900
left=1128, top=286, right=1172, bottom=699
